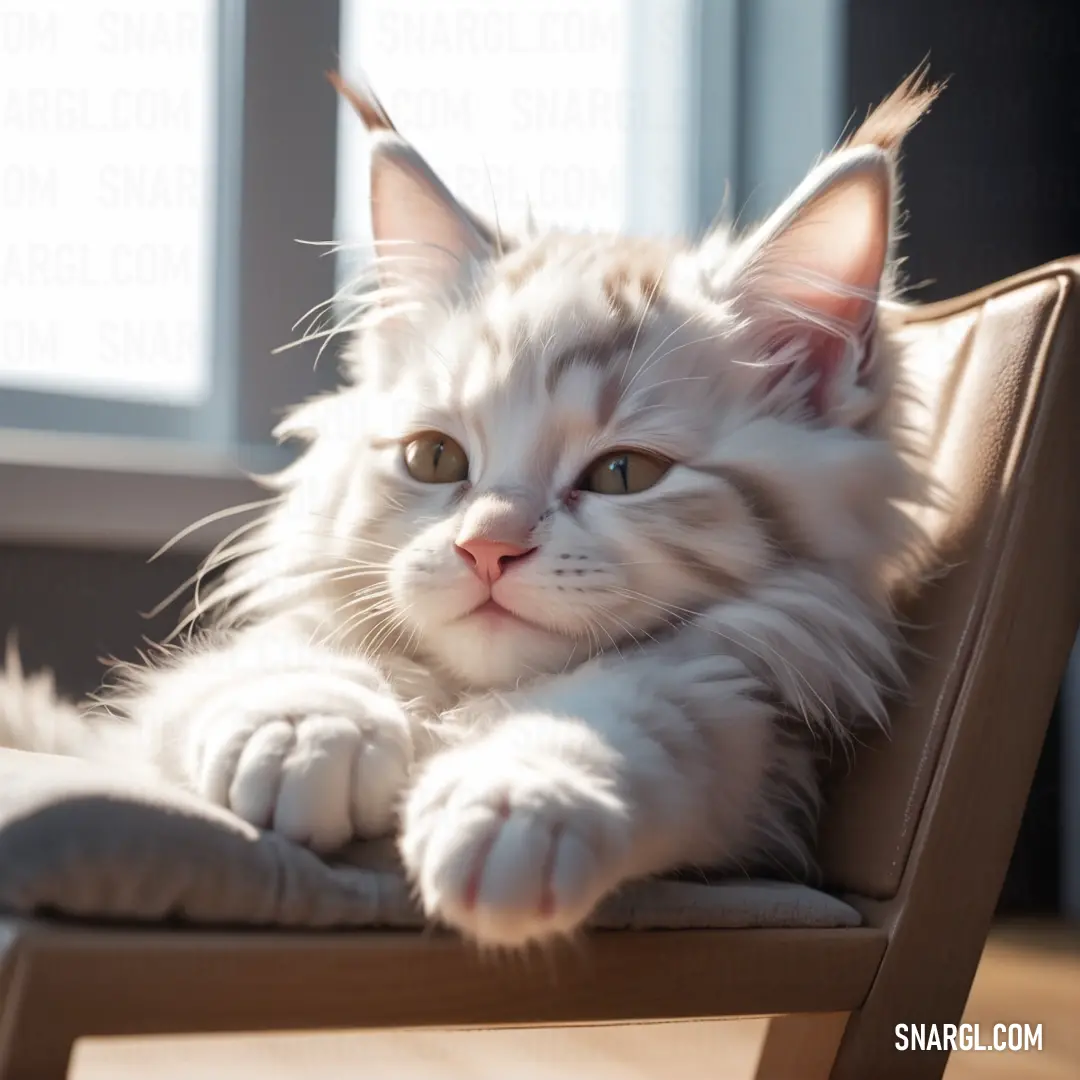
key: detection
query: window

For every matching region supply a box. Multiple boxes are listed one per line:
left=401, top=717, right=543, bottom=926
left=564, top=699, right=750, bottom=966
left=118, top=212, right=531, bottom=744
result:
left=0, top=0, right=342, bottom=455
left=0, top=0, right=216, bottom=434
left=0, top=1, right=214, bottom=404
left=0, top=0, right=842, bottom=552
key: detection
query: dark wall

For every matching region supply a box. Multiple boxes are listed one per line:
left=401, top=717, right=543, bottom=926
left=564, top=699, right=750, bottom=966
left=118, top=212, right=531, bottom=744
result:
left=0, top=544, right=198, bottom=701
left=846, top=0, right=1080, bottom=913
left=847, top=0, right=1080, bottom=301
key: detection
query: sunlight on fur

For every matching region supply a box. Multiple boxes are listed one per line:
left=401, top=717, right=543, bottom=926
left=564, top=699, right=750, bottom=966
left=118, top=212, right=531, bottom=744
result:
left=0, top=69, right=941, bottom=948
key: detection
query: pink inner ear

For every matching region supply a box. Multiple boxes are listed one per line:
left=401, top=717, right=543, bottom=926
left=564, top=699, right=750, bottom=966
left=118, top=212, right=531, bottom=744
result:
left=806, top=331, right=845, bottom=415
left=766, top=319, right=876, bottom=417
left=368, top=138, right=492, bottom=296
left=765, top=167, right=890, bottom=330
left=750, top=158, right=889, bottom=417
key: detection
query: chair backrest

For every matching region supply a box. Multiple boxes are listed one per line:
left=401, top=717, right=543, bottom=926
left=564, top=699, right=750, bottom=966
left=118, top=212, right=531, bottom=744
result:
left=819, top=259, right=1080, bottom=900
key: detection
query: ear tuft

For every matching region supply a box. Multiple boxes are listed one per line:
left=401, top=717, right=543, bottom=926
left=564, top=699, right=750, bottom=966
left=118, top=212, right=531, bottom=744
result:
left=327, top=70, right=397, bottom=135
left=842, top=63, right=945, bottom=153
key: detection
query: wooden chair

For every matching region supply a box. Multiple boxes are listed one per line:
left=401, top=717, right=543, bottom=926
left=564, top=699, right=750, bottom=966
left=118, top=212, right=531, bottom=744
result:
left=2, top=258, right=1078, bottom=1080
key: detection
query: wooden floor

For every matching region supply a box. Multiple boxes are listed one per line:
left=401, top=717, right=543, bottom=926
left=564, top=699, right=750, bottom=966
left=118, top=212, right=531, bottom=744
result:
left=944, top=920, right=1079, bottom=1080
left=72, top=919, right=1080, bottom=1080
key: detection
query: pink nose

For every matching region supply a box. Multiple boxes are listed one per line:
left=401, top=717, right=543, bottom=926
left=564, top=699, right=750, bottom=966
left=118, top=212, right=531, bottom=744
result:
left=455, top=538, right=536, bottom=583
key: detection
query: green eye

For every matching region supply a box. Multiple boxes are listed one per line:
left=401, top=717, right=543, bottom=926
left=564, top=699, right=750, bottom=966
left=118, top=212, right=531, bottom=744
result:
left=578, top=450, right=671, bottom=495
left=403, top=432, right=469, bottom=484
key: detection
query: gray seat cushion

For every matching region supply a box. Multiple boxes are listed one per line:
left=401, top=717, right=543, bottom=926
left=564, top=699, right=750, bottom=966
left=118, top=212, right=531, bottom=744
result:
left=0, top=748, right=861, bottom=930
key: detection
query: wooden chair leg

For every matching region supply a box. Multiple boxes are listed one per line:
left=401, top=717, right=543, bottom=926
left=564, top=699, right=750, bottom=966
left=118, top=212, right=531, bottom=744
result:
left=828, top=999, right=951, bottom=1080
left=0, top=943, right=75, bottom=1080
left=753, top=1012, right=850, bottom=1080
left=0, top=1033, right=73, bottom=1080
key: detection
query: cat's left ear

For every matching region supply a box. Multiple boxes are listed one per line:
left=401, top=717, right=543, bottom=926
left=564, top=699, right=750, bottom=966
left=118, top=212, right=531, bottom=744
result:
left=329, top=72, right=497, bottom=293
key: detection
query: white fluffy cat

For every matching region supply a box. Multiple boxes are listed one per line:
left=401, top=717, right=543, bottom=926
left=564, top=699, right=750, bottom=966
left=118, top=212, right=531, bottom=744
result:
left=0, top=72, right=939, bottom=947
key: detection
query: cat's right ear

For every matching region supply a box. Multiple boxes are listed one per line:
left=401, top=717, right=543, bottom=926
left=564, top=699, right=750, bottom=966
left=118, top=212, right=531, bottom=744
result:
left=329, top=72, right=495, bottom=293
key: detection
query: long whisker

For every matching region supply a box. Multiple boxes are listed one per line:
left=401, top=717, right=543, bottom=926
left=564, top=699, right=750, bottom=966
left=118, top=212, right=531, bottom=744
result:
left=590, top=615, right=624, bottom=662
left=620, top=309, right=705, bottom=400
left=632, top=331, right=733, bottom=386
left=315, top=598, right=397, bottom=651
left=149, top=498, right=277, bottom=563
left=140, top=520, right=263, bottom=621
left=597, top=604, right=658, bottom=650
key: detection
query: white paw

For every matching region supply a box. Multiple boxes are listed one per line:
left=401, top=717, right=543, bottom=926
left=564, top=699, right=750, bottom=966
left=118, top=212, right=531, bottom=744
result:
left=399, top=727, right=632, bottom=946
left=193, top=678, right=412, bottom=853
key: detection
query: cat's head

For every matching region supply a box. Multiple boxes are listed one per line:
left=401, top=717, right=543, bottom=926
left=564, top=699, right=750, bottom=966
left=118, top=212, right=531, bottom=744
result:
left=263, top=72, right=939, bottom=689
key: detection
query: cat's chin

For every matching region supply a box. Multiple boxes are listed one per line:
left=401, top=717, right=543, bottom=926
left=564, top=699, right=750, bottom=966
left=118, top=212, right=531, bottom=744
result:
left=427, top=610, right=579, bottom=689
left=461, top=598, right=546, bottom=631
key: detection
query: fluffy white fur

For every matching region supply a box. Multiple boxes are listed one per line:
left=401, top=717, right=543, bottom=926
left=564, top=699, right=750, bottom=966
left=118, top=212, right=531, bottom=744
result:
left=0, top=74, right=939, bottom=947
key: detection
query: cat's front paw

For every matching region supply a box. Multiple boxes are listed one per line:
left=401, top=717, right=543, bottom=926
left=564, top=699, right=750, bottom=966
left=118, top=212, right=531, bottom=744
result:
left=193, top=682, right=412, bottom=853
left=399, top=720, right=632, bottom=946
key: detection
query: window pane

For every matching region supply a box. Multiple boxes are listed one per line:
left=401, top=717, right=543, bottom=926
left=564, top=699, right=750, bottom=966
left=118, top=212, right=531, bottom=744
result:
left=336, top=0, right=632, bottom=278
left=0, top=0, right=215, bottom=404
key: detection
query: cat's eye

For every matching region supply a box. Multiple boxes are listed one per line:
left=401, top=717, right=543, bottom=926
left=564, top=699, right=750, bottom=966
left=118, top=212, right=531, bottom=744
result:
left=577, top=450, right=671, bottom=496
left=403, top=432, right=469, bottom=484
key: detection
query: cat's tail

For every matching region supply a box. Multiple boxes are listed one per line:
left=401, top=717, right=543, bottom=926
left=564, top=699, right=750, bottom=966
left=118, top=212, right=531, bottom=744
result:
left=0, top=636, right=138, bottom=764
